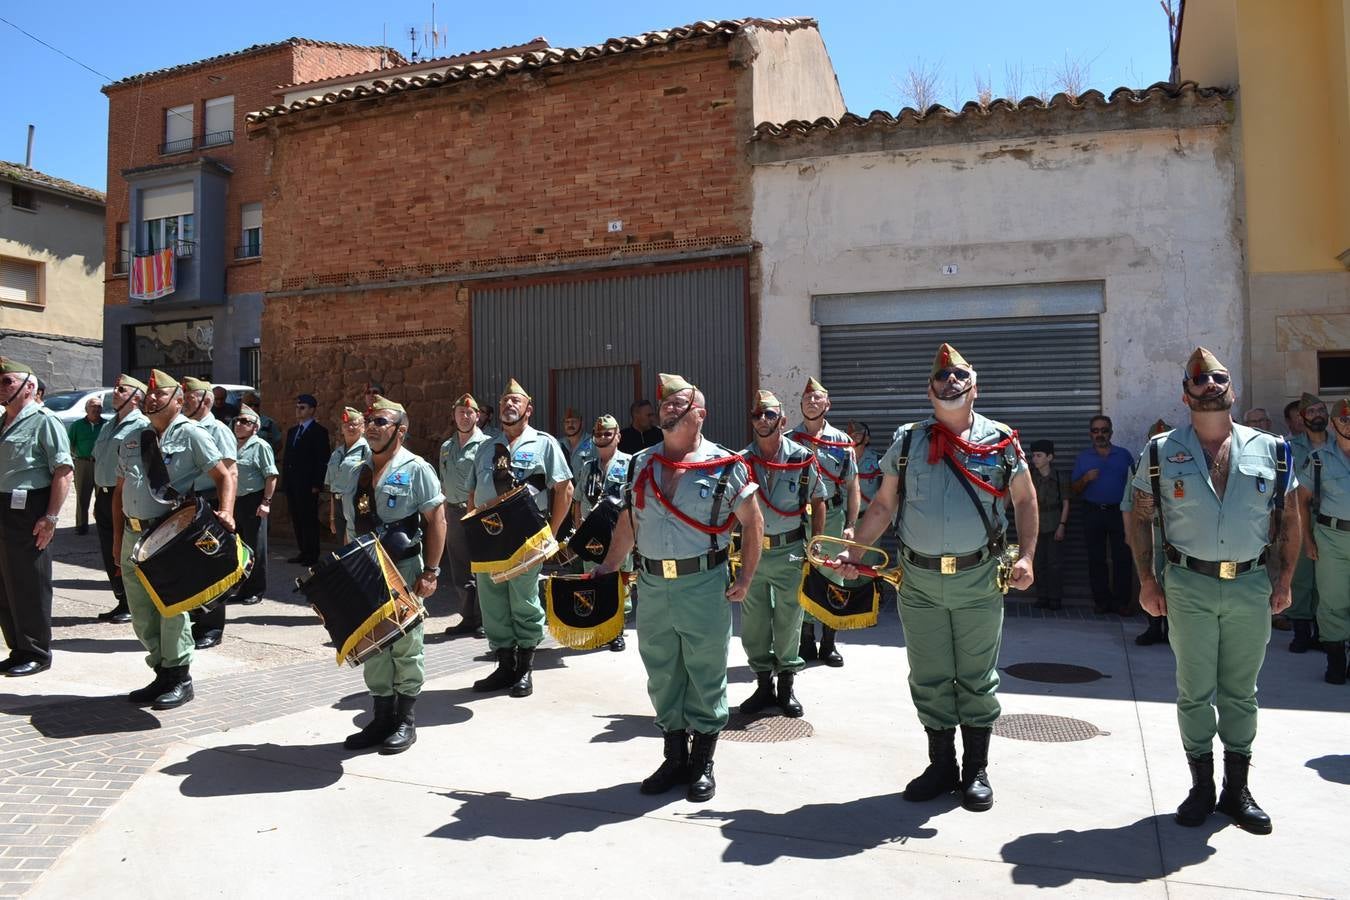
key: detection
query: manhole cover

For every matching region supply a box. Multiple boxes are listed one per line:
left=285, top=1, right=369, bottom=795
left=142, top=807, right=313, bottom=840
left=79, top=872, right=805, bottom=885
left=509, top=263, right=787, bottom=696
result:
left=1003, top=662, right=1108, bottom=684
left=994, top=713, right=1108, bottom=742
left=721, top=714, right=814, bottom=743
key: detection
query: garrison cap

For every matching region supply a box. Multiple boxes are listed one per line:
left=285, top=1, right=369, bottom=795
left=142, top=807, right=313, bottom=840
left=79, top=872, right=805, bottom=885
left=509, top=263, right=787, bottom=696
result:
left=341, top=406, right=364, bottom=423
left=593, top=414, right=619, bottom=432
left=1298, top=392, right=1325, bottom=413
left=147, top=369, right=179, bottom=392
left=117, top=374, right=148, bottom=393
left=0, top=358, right=33, bottom=376
left=370, top=396, right=406, bottom=415
left=453, top=393, right=480, bottom=411
left=803, top=377, right=827, bottom=396
left=1148, top=418, right=1172, bottom=437
left=1185, top=347, right=1226, bottom=379
left=181, top=376, right=213, bottom=393
left=1333, top=397, right=1350, bottom=418
left=751, top=390, right=782, bottom=412
left=656, top=373, right=695, bottom=400
left=235, top=403, right=259, bottom=423
left=500, top=378, right=530, bottom=401
left=931, top=343, right=972, bottom=379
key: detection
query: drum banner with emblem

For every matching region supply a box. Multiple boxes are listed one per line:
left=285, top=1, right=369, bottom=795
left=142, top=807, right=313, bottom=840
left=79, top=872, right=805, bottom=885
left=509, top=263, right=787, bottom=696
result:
left=464, top=484, right=555, bottom=575
left=798, top=563, right=879, bottom=630
left=133, top=498, right=253, bottom=616
left=295, top=535, right=422, bottom=666
left=545, top=571, right=627, bottom=649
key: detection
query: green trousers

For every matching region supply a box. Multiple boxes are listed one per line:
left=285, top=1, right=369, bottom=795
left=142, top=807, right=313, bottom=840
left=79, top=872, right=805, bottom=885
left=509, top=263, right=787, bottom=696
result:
left=1314, top=524, right=1350, bottom=642
left=362, top=556, right=426, bottom=696
left=1164, top=563, right=1270, bottom=756
left=1287, top=552, right=1319, bottom=621
left=741, top=543, right=805, bottom=674
left=897, top=555, right=1003, bottom=730
left=582, top=559, right=633, bottom=615
left=122, top=525, right=193, bottom=669
left=636, top=565, right=731, bottom=734
left=477, top=563, right=545, bottom=650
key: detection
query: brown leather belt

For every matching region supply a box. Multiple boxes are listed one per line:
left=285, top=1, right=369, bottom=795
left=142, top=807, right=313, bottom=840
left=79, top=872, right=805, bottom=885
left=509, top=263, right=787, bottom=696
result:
left=641, top=549, right=729, bottom=579
left=1165, top=545, right=1266, bottom=580
left=1316, top=513, right=1350, bottom=532
left=764, top=526, right=805, bottom=550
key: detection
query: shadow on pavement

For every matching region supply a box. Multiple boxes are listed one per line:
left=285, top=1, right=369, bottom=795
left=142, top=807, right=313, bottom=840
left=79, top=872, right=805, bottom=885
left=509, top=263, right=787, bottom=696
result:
left=0, top=692, right=162, bottom=738
left=687, top=792, right=942, bottom=863
left=229, top=613, right=322, bottom=627
left=161, top=743, right=344, bottom=796
left=334, top=688, right=475, bottom=729
left=51, top=577, right=111, bottom=591
left=1305, top=754, right=1350, bottom=785
left=52, top=637, right=144, bottom=655
left=588, top=713, right=657, bottom=744
left=427, top=783, right=676, bottom=841
left=1001, top=814, right=1221, bottom=886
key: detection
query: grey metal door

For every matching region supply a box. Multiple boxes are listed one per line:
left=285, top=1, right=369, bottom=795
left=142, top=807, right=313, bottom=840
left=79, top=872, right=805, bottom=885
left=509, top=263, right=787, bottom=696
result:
left=550, top=364, right=639, bottom=434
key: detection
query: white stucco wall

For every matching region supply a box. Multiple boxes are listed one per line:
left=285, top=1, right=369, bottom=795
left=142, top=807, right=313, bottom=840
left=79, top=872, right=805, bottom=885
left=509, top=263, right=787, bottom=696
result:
left=752, top=124, right=1244, bottom=450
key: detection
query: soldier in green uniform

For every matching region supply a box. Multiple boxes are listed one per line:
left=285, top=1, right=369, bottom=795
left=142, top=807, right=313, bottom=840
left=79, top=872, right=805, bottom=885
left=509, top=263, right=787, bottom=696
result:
left=1299, top=396, right=1350, bottom=684
left=790, top=377, right=860, bottom=666
left=112, top=369, right=235, bottom=709
left=326, top=406, right=370, bottom=544
left=561, top=407, right=596, bottom=486
left=230, top=404, right=277, bottom=605
left=848, top=422, right=882, bottom=515
left=1128, top=347, right=1299, bottom=835
left=340, top=396, right=446, bottom=754
left=0, top=358, right=73, bottom=676
left=842, top=344, right=1037, bottom=813
left=467, top=379, right=573, bottom=698
left=181, top=377, right=239, bottom=650
left=92, top=375, right=148, bottom=624
left=738, top=391, right=826, bottom=718
left=1287, top=393, right=1330, bottom=653
left=439, top=394, right=490, bottom=638
left=571, top=413, right=632, bottom=650
left=595, top=373, right=763, bottom=803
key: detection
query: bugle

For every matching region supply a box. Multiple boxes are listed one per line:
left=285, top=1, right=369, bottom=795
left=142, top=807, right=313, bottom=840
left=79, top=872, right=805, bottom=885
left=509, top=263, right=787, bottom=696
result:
left=805, top=534, right=903, bottom=588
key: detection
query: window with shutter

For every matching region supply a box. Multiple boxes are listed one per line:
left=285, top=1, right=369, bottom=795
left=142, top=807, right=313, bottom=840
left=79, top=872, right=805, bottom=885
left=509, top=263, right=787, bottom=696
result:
left=0, top=257, right=43, bottom=306
left=164, top=104, right=194, bottom=154
left=203, top=96, right=234, bottom=146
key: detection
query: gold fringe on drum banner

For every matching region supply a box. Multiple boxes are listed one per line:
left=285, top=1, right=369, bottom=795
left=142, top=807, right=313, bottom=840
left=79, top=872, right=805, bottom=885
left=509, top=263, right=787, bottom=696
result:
left=139, top=540, right=252, bottom=617
left=545, top=572, right=627, bottom=650
left=798, top=563, right=880, bottom=631
left=469, top=523, right=555, bottom=575
left=337, top=541, right=424, bottom=665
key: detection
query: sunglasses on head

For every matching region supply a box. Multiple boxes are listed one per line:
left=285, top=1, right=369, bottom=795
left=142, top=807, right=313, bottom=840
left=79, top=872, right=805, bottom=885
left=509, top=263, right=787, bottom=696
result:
left=751, top=410, right=781, bottom=421
left=933, top=367, right=972, bottom=382
left=1188, top=372, right=1230, bottom=386
left=367, top=416, right=399, bottom=428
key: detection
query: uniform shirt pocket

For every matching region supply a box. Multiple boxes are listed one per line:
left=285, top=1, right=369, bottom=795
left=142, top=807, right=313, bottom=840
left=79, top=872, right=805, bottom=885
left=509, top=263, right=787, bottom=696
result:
left=1160, top=462, right=1204, bottom=510
left=1235, top=454, right=1278, bottom=505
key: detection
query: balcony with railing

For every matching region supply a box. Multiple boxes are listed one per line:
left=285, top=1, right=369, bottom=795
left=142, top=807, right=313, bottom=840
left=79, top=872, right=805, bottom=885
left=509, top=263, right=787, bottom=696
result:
left=234, top=238, right=261, bottom=260
left=159, top=136, right=194, bottom=155
left=201, top=130, right=234, bottom=148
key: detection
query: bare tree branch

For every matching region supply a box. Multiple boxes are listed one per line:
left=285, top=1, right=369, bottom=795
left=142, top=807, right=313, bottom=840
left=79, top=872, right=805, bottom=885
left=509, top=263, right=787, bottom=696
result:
left=1003, top=61, right=1025, bottom=101
left=897, top=58, right=944, bottom=110
left=973, top=68, right=993, bottom=108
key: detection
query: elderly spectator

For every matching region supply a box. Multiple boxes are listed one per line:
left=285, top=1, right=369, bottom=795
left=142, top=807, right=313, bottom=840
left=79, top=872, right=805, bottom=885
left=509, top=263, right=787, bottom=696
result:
left=1071, top=414, right=1136, bottom=615
left=1242, top=408, right=1273, bottom=431
left=66, top=397, right=104, bottom=535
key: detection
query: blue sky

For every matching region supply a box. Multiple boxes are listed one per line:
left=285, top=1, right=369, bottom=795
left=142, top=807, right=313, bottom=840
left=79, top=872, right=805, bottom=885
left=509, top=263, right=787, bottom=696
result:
left=1, top=1, right=1173, bottom=192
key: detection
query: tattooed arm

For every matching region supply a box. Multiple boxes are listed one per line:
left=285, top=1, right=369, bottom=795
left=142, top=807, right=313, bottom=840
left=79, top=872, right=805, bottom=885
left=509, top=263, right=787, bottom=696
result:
left=1130, top=489, right=1166, bottom=616
left=1265, top=487, right=1301, bottom=614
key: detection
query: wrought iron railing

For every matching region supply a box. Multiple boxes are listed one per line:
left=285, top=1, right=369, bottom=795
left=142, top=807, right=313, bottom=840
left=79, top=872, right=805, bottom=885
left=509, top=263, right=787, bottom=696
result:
left=235, top=240, right=261, bottom=259
left=159, top=136, right=194, bottom=155
left=201, top=130, right=233, bottom=147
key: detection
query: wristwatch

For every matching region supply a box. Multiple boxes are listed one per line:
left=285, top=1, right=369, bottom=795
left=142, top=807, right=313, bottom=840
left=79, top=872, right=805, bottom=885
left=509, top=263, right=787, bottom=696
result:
left=423, top=565, right=441, bottom=577
left=42, top=514, right=59, bottom=525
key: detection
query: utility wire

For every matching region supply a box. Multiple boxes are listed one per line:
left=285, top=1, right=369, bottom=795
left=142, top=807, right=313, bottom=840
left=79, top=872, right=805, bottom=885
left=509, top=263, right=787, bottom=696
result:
left=1, top=14, right=114, bottom=82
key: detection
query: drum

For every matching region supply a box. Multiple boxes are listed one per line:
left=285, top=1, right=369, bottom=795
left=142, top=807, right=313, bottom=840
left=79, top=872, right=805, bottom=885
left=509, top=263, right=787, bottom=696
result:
left=131, top=497, right=253, bottom=617
left=463, top=484, right=558, bottom=583
left=567, top=496, right=622, bottom=564
left=295, top=534, right=424, bottom=667
left=545, top=571, right=627, bottom=649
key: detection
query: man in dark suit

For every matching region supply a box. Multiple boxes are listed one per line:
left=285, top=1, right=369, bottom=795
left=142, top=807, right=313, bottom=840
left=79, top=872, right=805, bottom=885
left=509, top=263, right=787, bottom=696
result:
left=282, top=393, right=330, bottom=565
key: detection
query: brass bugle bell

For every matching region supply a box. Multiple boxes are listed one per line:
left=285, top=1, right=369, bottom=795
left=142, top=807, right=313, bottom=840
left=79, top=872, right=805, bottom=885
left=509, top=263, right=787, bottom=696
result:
left=806, top=534, right=903, bottom=588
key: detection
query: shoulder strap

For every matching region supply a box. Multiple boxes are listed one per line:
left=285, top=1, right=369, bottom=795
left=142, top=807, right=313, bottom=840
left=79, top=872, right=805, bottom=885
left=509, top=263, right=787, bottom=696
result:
left=894, top=428, right=915, bottom=526
left=1273, top=437, right=1290, bottom=514
left=707, top=461, right=735, bottom=563
left=1312, top=452, right=1322, bottom=515
left=1148, top=438, right=1168, bottom=550
left=794, top=450, right=814, bottom=524
left=941, top=453, right=1003, bottom=550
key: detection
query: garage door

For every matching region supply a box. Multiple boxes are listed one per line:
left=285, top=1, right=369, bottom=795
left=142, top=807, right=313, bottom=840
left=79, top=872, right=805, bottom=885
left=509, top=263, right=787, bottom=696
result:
left=472, top=261, right=748, bottom=447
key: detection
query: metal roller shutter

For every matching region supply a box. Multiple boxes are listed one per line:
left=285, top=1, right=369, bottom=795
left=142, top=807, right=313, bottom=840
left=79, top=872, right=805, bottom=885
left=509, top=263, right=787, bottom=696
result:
left=820, top=314, right=1104, bottom=603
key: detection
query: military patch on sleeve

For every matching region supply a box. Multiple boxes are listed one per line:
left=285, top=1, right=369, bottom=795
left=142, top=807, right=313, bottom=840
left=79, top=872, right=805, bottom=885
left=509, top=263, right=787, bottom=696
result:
left=1167, top=451, right=1193, bottom=464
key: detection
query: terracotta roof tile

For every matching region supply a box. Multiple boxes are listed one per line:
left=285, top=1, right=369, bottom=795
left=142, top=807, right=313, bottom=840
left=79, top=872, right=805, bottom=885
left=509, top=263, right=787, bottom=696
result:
left=246, top=18, right=817, bottom=125
left=0, top=161, right=105, bottom=204
left=102, top=37, right=405, bottom=92
left=751, top=81, right=1232, bottom=141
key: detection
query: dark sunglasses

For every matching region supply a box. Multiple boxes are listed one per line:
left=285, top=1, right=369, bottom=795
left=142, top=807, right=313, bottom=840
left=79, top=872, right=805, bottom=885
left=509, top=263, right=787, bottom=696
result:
left=1188, top=372, right=1230, bottom=386
left=751, top=410, right=781, bottom=421
left=933, top=367, right=972, bottom=382
left=367, top=416, right=399, bottom=428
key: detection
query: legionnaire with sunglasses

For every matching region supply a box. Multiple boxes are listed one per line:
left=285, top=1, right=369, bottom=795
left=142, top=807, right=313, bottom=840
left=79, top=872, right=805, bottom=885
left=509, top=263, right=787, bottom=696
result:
left=789, top=377, right=860, bottom=666
left=181, top=376, right=239, bottom=650
left=467, top=379, right=573, bottom=698
left=439, top=394, right=489, bottom=638
left=112, top=369, right=235, bottom=709
left=230, top=404, right=277, bottom=605
left=1297, top=396, right=1350, bottom=684
left=594, top=373, right=762, bottom=803
left=0, top=358, right=73, bottom=677
left=1128, top=347, right=1299, bottom=835
left=341, top=396, right=446, bottom=754
left=92, top=375, right=149, bottom=624
left=738, top=390, right=826, bottom=718
left=1287, top=392, right=1331, bottom=653
left=840, top=344, right=1036, bottom=813
left=571, top=413, right=632, bottom=650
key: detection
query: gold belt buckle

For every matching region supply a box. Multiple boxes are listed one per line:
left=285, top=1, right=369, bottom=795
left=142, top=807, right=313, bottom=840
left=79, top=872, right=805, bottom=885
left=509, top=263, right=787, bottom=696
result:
left=762, top=536, right=772, bottom=551
left=940, top=555, right=957, bottom=575
left=129, top=519, right=142, bottom=533
left=1218, top=561, right=1238, bottom=580
left=661, top=559, right=678, bottom=579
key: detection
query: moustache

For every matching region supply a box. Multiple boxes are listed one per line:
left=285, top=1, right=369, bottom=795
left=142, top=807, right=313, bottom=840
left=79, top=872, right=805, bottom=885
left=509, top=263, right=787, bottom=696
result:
left=1305, top=418, right=1328, bottom=432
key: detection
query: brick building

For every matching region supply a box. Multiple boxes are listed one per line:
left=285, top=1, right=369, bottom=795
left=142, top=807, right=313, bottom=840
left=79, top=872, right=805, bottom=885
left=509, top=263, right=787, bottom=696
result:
left=100, top=38, right=400, bottom=391
left=246, top=18, right=844, bottom=453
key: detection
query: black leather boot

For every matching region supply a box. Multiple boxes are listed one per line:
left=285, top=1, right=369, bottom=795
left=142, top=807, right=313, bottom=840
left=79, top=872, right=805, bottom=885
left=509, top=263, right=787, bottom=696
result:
left=776, top=671, right=803, bottom=718
left=151, top=666, right=194, bottom=710
left=687, top=731, right=719, bottom=802
left=472, top=648, right=518, bottom=692
left=1135, top=615, right=1166, bottom=646
left=818, top=627, right=844, bottom=667
left=799, top=623, right=817, bottom=661
left=904, top=727, right=960, bottom=802
left=344, top=694, right=397, bottom=750
left=1217, top=751, right=1272, bottom=834
left=739, top=672, right=776, bottom=716
left=1324, top=641, right=1347, bottom=685
left=444, top=584, right=482, bottom=636
left=380, top=694, right=417, bottom=754
left=509, top=647, right=534, bottom=698
left=98, top=601, right=132, bottom=624
left=1175, top=752, right=1216, bottom=826
left=127, top=665, right=168, bottom=704
left=959, top=724, right=994, bottom=812
left=1289, top=620, right=1313, bottom=653
left=640, top=730, right=690, bottom=795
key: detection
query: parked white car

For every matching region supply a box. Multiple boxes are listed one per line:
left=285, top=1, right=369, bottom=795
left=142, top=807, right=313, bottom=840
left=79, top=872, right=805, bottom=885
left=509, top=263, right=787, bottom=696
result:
left=42, top=388, right=114, bottom=426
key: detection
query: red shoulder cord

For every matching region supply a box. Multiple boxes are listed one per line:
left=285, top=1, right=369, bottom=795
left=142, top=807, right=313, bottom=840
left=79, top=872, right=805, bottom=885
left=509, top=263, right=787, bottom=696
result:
left=793, top=431, right=853, bottom=486
left=747, top=453, right=815, bottom=518
left=633, top=453, right=743, bottom=534
left=926, top=422, right=1022, bottom=499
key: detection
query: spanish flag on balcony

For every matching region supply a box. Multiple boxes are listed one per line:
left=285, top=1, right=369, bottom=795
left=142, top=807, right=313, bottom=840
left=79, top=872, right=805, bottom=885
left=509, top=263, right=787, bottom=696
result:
left=129, top=248, right=175, bottom=301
